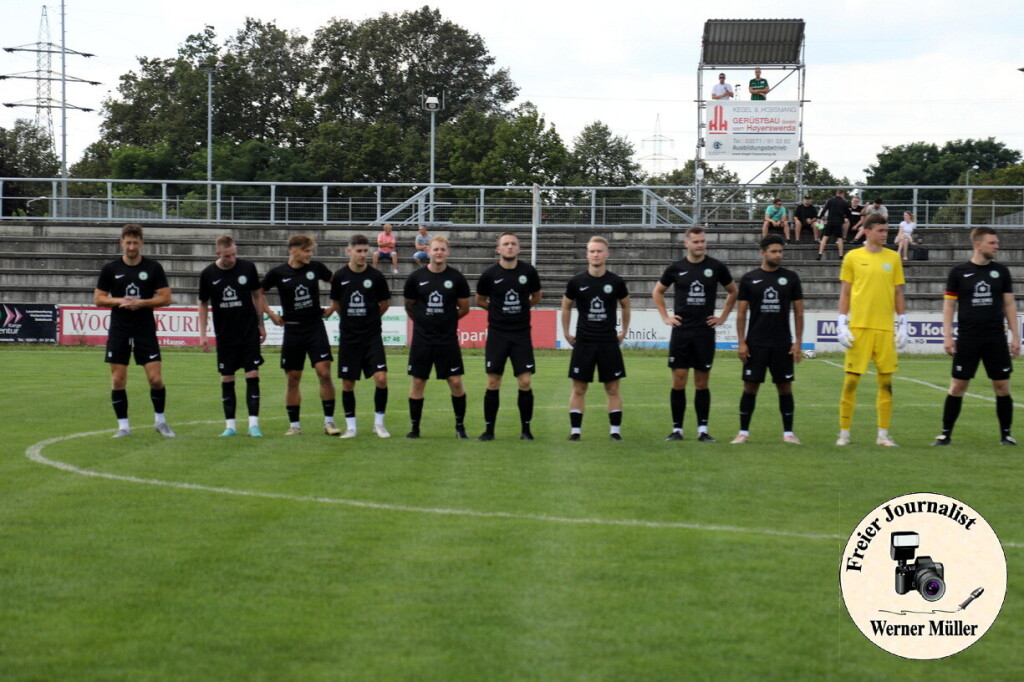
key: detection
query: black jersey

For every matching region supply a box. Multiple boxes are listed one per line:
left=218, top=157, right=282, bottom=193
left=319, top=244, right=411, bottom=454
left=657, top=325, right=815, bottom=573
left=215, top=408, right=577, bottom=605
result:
left=476, top=261, right=542, bottom=333
left=819, top=196, right=849, bottom=226
left=329, top=264, right=391, bottom=345
left=738, top=267, right=803, bottom=346
left=96, top=256, right=169, bottom=334
left=793, top=203, right=817, bottom=223
left=198, top=259, right=261, bottom=344
left=564, top=270, right=629, bottom=343
left=260, top=261, right=332, bottom=325
left=658, top=256, right=733, bottom=330
left=846, top=203, right=863, bottom=229
left=945, top=261, right=1014, bottom=336
left=403, top=265, right=471, bottom=344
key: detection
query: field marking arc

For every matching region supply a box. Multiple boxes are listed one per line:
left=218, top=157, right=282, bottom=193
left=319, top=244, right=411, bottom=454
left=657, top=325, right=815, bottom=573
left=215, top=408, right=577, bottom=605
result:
left=24, top=426, right=1024, bottom=549
left=24, top=426, right=839, bottom=543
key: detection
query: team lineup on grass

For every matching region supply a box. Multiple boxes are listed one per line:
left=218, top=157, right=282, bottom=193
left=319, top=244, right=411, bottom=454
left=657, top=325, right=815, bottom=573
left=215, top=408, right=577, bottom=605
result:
left=93, top=220, right=1019, bottom=447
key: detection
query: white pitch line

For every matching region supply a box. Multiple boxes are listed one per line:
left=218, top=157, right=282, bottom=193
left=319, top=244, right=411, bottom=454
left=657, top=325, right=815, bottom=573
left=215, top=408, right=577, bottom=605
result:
left=822, top=359, right=1024, bottom=408
left=23, top=427, right=1024, bottom=549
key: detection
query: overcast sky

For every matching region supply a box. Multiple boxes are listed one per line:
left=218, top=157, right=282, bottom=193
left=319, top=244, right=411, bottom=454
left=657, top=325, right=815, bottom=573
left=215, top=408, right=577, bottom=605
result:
left=2, top=0, right=1023, bottom=184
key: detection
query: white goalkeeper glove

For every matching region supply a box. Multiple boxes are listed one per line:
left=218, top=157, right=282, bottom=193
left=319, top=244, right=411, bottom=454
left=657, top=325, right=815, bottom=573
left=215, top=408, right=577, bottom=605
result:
left=836, top=314, right=855, bottom=349
left=896, top=314, right=909, bottom=350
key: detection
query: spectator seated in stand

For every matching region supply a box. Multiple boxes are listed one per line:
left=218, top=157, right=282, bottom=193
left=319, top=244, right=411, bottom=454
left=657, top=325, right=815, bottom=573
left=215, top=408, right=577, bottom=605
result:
left=761, top=199, right=790, bottom=242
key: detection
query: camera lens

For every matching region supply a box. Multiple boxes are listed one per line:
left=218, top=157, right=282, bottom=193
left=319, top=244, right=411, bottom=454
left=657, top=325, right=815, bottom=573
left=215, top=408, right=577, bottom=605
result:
left=916, top=569, right=945, bottom=601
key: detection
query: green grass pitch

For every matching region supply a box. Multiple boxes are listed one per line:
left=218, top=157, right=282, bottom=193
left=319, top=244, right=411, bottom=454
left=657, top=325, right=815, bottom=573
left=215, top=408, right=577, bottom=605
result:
left=2, top=346, right=1022, bottom=680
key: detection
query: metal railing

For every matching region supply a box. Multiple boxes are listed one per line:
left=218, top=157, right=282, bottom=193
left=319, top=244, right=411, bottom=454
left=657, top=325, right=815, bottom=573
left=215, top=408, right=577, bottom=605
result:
left=3, top=178, right=1023, bottom=229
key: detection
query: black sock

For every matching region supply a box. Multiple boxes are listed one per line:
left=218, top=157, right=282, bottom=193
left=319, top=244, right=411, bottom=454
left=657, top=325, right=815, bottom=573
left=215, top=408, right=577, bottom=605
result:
left=374, top=387, right=388, bottom=414
left=452, top=394, right=467, bottom=428
left=483, top=389, right=499, bottom=433
left=322, top=399, right=335, bottom=419
left=409, top=398, right=424, bottom=431
left=695, top=388, right=711, bottom=427
left=609, top=410, right=622, bottom=427
left=518, top=389, right=534, bottom=429
left=221, top=382, right=237, bottom=420
left=150, top=387, right=166, bottom=415
left=997, top=395, right=1013, bottom=438
left=570, top=411, right=583, bottom=429
left=739, top=392, right=756, bottom=431
left=671, top=389, right=686, bottom=430
left=286, top=404, right=300, bottom=424
left=941, top=395, right=963, bottom=436
left=342, top=390, right=356, bottom=418
left=112, top=389, right=128, bottom=420
left=245, top=377, right=260, bottom=417
left=779, top=393, right=795, bottom=432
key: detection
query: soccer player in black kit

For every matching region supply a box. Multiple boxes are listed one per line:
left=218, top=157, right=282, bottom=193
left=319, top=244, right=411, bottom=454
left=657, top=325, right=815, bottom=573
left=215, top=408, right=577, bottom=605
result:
left=475, top=232, right=543, bottom=441
left=260, top=235, right=338, bottom=436
left=403, top=235, right=472, bottom=439
left=731, top=235, right=804, bottom=444
left=561, top=236, right=631, bottom=441
left=652, top=225, right=737, bottom=442
left=934, top=227, right=1020, bottom=446
left=326, top=234, right=392, bottom=439
left=93, top=223, right=174, bottom=438
left=198, top=235, right=267, bottom=438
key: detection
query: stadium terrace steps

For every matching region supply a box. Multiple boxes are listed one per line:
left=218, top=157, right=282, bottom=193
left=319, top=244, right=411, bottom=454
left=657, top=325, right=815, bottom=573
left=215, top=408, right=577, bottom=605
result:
left=1, top=221, right=1021, bottom=310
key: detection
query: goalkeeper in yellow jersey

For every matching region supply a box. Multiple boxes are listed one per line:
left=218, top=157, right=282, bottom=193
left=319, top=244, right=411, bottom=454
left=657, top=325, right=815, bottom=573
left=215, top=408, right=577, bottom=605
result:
left=834, top=214, right=908, bottom=446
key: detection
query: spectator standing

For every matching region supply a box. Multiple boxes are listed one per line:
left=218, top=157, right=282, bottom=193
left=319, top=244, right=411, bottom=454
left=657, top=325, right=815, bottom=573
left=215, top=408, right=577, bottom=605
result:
left=711, top=73, right=734, bottom=101
left=816, top=189, right=849, bottom=260
left=748, top=68, right=769, bottom=100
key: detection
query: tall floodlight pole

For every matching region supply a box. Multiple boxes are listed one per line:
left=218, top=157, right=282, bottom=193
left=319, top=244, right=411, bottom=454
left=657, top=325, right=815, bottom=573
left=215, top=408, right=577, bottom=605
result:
left=965, top=164, right=979, bottom=227
left=199, top=63, right=219, bottom=219
left=421, top=93, right=444, bottom=222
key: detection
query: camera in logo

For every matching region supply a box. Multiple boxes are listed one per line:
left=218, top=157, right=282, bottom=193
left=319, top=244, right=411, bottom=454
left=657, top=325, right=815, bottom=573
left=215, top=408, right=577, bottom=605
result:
left=891, top=531, right=945, bottom=602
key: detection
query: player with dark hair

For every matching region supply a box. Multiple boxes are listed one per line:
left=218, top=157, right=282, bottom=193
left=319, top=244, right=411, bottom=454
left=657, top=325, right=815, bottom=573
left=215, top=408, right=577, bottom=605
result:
left=475, top=232, right=542, bottom=441
left=403, top=235, right=472, bottom=439
left=731, top=234, right=804, bottom=444
left=326, top=234, right=393, bottom=439
left=94, top=224, right=174, bottom=438
left=198, top=235, right=267, bottom=437
left=934, top=227, right=1020, bottom=446
left=562, top=236, right=631, bottom=441
left=652, top=225, right=737, bottom=442
left=260, top=235, right=337, bottom=436
left=835, top=214, right=908, bottom=446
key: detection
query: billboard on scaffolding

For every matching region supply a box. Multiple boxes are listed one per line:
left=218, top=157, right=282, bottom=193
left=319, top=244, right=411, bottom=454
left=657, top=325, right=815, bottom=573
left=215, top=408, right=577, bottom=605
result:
left=704, top=101, right=800, bottom=161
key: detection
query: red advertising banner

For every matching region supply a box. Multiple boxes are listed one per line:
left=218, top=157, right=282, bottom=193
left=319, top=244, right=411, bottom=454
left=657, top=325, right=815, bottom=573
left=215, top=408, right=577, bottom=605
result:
left=447, top=309, right=557, bottom=349
left=59, top=306, right=204, bottom=347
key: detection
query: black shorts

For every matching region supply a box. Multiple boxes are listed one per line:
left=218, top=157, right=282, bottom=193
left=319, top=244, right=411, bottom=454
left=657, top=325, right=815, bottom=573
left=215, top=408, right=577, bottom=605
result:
left=568, top=341, right=626, bottom=383
left=216, top=335, right=264, bottom=376
left=280, top=323, right=332, bottom=371
left=105, top=328, right=161, bottom=366
left=823, top=222, right=844, bottom=241
left=338, top=338, right=388, bottom=380
left=952, top=335, right=1013, bottom=381
left=408, top=341, right=464, bottom=380
left=669, top=327, right=716, bottom=371
left=485, top=330, right=536, bottom=377
left=742, top=344, right=795, bottom=384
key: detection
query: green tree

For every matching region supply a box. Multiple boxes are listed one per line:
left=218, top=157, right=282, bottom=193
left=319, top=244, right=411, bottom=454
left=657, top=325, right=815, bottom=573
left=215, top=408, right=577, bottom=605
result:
left=567, top=121, right=643, bottom=187
left=0, top=119, right=60, bottom=215
left=310, top=6, right=517, bottom=134
left=864, top=138, right=1021, bottom=203
left=475, top=104, right=568, bottom=186
left=648, top=160, right=739, bottom=206
left=760, top=155, right=849, bottom=204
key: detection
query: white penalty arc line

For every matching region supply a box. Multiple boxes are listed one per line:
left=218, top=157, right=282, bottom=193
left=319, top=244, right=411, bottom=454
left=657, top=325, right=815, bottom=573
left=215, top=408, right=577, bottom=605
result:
left=23, top=427, right=1024, bottom=549
left=23, top=427, right=838, bottom=543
